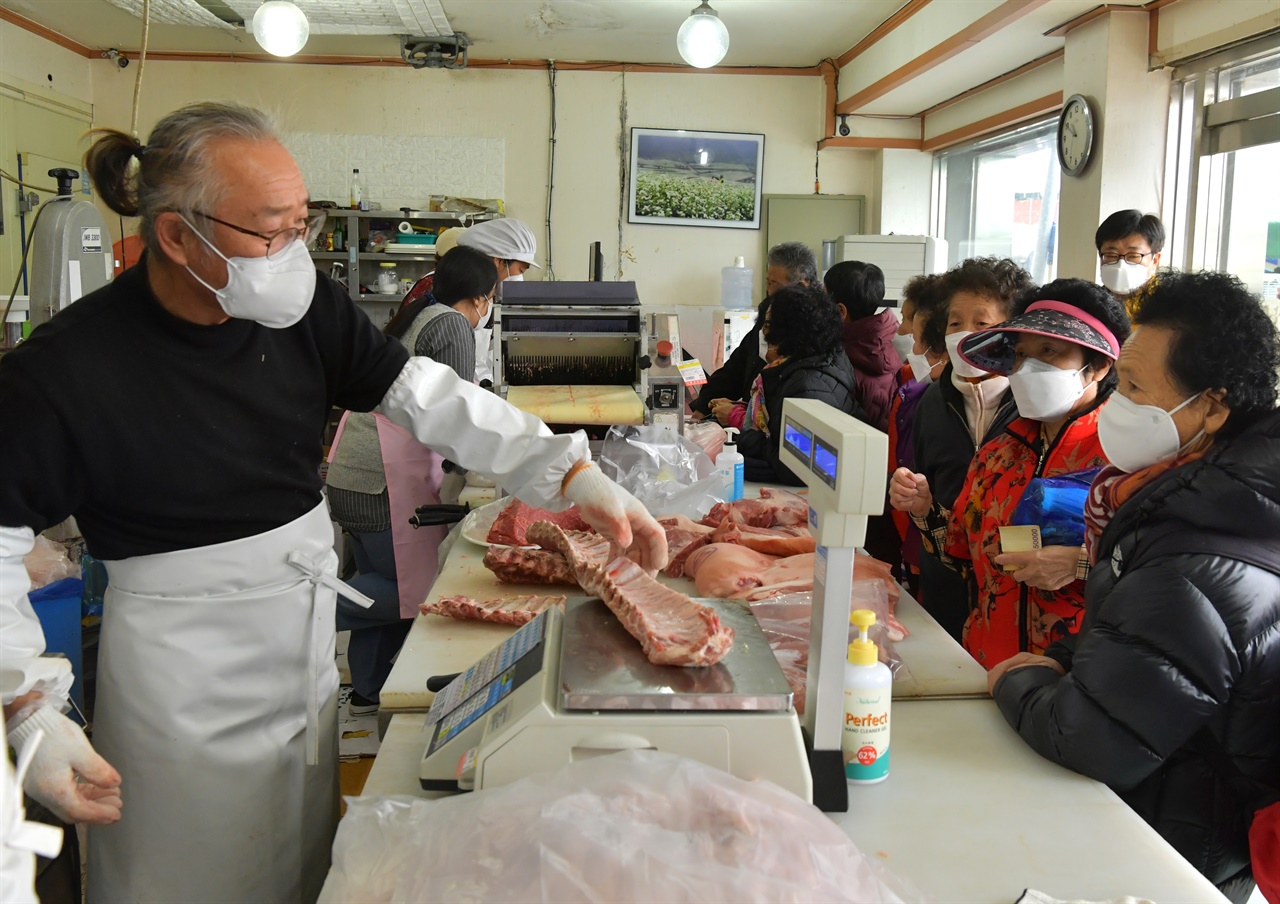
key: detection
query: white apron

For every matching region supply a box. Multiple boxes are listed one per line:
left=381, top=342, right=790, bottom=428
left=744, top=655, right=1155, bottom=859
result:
left=87, top=500, right=369, bottom=903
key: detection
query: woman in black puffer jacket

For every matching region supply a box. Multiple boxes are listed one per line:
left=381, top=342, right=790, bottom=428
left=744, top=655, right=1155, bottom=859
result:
left=990, top=272, right=1280, bottom=902
left=737, top=285, right=865, bottom=485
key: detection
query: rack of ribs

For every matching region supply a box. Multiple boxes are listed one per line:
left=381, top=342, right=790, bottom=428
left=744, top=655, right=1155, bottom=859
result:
left=482, top=531, right=612, bottom=586
left=527, top=522, right=735, bottom=667
left=420, top=594, right=567, bottom=626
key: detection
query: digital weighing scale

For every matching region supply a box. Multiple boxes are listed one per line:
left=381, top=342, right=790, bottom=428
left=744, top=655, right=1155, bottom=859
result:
left=418, top=595, right=811, bottom=801
left=777, top=398, right=889, bottom=813
left=418, top=399, right=886, bottom=811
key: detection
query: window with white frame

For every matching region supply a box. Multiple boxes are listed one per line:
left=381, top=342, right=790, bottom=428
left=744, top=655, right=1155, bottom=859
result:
left=1163, top=34, right=1280, bottom=323
left=931, top=118, right=1062, bottom=284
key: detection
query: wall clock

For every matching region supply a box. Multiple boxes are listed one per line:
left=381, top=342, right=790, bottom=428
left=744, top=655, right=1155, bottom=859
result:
left=1057, top=94, right=1095, bottom=177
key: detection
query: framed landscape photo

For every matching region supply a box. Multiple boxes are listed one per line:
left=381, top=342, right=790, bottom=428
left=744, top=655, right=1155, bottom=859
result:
left=628, top=128, right=765, bottom=229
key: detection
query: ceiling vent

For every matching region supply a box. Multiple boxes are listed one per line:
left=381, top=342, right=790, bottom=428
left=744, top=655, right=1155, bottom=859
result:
left=399, top=32, right=470, bottom=70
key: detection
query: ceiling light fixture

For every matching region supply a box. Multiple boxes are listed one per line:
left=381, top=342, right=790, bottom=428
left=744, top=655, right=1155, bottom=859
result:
left=676, top=1, right=729, bottom=69
left=252, top=1, right=310, bottom=57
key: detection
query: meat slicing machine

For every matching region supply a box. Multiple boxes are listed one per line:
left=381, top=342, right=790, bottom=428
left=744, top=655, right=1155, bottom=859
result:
left=493, top=281, right=686, bottom=438
left=417, top=595, right=811, bottom=801
left=777, top=398, right=890, bottom=812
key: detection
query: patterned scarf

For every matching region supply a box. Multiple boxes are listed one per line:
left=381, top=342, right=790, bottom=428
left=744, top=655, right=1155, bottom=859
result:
left=745, top=357, right=788, bottom=437
left=1083, top=435, right=1212, bottom=563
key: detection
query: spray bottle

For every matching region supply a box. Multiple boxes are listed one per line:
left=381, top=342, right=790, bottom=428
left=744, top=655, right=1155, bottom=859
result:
left=716, top=428, right=744, bottom=502
left=843, top=609, right=892, bottom=784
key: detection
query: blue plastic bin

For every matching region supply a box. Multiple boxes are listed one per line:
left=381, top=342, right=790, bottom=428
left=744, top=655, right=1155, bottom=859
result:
left=28, top=577, right=85, bottom=714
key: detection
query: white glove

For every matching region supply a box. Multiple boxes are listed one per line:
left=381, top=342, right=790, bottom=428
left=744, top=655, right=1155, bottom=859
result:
left=7, top=706, right=122, bottom=825
left=439, top=472, right=467, bottom=507
left=561, top=462, right=669, bottom=572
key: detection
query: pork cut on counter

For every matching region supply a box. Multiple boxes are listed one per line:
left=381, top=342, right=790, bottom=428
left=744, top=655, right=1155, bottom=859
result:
left=487, top=499, right=593, bottom=547
left=421, top=595, right=567, bottom=626
left=528, top=522, right=734, bottom=667
left=682, top=542, right=901, bottom=609
left=657, top=514, right=716, bottom=578
left=482, top=532, right=611, bottom=585
left=700, top=486, right=809, bottom=529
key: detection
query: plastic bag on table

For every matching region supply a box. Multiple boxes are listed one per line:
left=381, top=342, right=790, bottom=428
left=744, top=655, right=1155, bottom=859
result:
left=685, top=419, right=727, bottom=462
left=749, top=583, right=912, bottom=715
left=24, top=535, right=81, bottom=589
left=321, top=749, right=927, bottom=904
left=1011, top=467, right=1102, bottom=548
left=599, top=424, right=725, bottom=520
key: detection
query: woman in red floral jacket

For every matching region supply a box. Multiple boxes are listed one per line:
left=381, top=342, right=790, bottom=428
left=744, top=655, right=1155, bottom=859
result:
left=893, top=279, right=1131, bottom=666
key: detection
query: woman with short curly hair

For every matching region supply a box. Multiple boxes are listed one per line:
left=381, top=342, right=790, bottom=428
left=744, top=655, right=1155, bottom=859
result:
left=990, top=271, right=1280, bottom=902
left=736, top=285, right=866, bottom=484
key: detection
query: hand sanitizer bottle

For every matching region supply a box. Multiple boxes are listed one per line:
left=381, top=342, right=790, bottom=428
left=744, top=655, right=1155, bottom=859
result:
left=843, top=609, right=892, bottom=784
left=716, top=428, right=744, bottom=502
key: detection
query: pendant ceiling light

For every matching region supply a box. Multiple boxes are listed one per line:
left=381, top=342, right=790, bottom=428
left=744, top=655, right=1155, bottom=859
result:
left=252, top=1, right=310, bottom=57
left=676, top=1, right=729, bottom=69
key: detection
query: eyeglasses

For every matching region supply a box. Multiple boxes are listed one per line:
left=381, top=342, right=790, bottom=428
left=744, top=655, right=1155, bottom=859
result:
left=1099, top=251, right=1154, bottom=265
left=194, top=210, right=327, bottom=260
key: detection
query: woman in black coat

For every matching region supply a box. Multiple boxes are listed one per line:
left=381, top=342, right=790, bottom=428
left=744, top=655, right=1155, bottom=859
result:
left=737, top=285, right=865, bottom=485
left=990, top=272, right=1280, bottom=902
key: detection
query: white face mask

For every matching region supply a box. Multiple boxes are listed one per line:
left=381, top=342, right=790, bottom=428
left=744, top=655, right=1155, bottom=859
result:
left=1009, top=357, right=1090, bottom=422
left=505, top=272, right=524, bottom=282
left=183, top=220, right=316, bottom=329
left=758, top=329, right=771, bottom=362
left=945, top=331, right=991, bottom=379
left=1098, top=391, right=1203, bottom=473
left=1099, top=260, right=1150, bottom=295
left=891, top=333, right=915, bottom=364
left=906, top=350, right=943, bottom=386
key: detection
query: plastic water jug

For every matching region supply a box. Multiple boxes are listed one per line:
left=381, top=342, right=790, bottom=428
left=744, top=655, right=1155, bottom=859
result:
left=721, top=257, right=754, bottom=309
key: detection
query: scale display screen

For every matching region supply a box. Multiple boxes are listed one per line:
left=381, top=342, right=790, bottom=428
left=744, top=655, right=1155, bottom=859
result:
left=812, top=438, right=838, bottom=489
left=782, top=422, right=813, bottom=465
left=424, top=613, right=549, bottom=757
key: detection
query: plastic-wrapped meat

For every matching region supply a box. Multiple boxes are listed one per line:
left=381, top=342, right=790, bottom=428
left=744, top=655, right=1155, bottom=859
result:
left=528, top=522, right=734, bottom=667
left=487, top=499, right=593, bottom=547
left=420, top=595, right=566, bottom=626
left=700, top=487, right=809, bottom=529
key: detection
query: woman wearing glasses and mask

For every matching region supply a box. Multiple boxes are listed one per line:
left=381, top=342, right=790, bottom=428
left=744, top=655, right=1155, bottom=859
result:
left=0, top=103, right=664, bottom=902
left=989, top=271, right=1280, bottom=903
left=325, top=246, right=497, bottom=716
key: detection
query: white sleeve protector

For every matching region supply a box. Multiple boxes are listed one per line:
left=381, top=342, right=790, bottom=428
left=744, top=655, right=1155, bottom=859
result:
left=0, top=526, right=72, bottom=709
left=378, top=357, right=590, bottom=510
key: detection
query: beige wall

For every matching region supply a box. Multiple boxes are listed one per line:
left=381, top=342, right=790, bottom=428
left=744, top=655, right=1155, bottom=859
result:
left=86, top=59, right=875, bottom=307
left=0, top=19, right=93, bottom=102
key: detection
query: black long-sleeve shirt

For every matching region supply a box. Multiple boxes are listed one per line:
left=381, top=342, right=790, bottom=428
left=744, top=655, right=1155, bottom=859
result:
left=691, top=323, right=764, bottom=416
left=0, top=256, right=408, bottom=559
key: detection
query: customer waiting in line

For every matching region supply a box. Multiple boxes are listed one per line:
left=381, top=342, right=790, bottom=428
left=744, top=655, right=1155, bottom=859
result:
left=1095, top=209, right=1165, bottom=316
left=325, top=246, right=499, bottom=714
left=990, top=271, right=1280, bottom=903
left=691, top=242, right=818, bottom=426
left=737, top=285, right=864, bottom=484
left=886, top=273, right=947, bottom=597
left=824, top=260, right=900, bottom=432
left=895, top=279, right=1131, bottom=667
left=891, top=257, right=1033, bottom=641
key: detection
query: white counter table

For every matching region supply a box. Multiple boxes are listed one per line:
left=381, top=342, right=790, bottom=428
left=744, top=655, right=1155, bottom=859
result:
left=362, top=704, right=1225, bottom=903
left=362, top=492, right=1224, bottom=902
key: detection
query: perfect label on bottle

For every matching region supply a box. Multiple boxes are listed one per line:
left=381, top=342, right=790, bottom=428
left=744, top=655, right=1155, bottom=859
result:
left=843, top=688, right=890, bottom=782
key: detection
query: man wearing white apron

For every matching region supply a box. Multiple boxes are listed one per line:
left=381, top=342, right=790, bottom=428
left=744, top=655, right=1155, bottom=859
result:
left=0, top=102, right=665, bottom=903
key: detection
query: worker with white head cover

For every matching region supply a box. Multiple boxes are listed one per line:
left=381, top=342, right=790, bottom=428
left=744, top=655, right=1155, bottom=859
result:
left=456, top=217, right=541, bottom=383
left=0, top=101, right=665, bottom=903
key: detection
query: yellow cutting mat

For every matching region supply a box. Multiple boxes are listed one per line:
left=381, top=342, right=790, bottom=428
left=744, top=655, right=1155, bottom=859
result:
left=506, top=384, right=645, bottom=426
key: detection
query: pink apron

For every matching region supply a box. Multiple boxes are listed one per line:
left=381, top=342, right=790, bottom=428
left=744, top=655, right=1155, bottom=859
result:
left=330, top=412, right=446, bottom=618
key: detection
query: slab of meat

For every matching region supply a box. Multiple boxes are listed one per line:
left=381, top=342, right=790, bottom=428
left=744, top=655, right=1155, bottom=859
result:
left=421, top=595, right=566, bottom=626
left=709, top=520, right=816, bottom=557
left=487, top=499, right=593, bottom=547
left=658, top=514, right=715, bottom=578
left=700, top=487, right=809, bottom=529
left=528, top=522, right=734, bottom=667
left=682, top=543, right=780, bottom=598
left=482, top=531, right=611, bottom=586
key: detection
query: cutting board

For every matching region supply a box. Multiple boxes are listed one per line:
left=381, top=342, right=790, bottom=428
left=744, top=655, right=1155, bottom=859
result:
left=505, top=384, right=644, bottom=426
